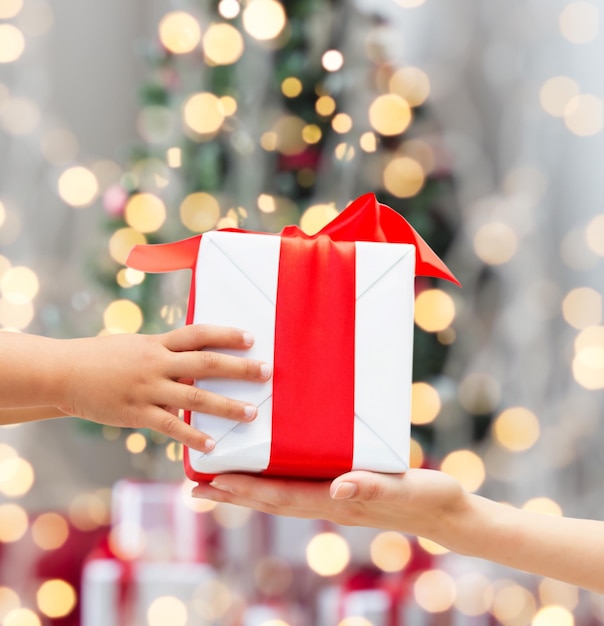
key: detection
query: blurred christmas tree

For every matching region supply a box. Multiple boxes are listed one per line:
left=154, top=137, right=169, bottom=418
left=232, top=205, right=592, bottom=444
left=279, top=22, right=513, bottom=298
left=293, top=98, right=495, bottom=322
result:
left=95, top=0, right=459, bottom=456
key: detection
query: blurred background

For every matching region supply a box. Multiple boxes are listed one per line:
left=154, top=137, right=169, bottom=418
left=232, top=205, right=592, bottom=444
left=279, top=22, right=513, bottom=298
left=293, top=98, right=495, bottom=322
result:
left=1, top=0, right=604, bottom=624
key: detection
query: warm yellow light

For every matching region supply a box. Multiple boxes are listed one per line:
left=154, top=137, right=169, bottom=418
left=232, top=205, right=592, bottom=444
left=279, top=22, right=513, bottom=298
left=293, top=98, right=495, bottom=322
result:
left=369, top=94, right=412, bottom=136
left=108, top=228, right=147, bottom=265
left=242, top=0, right=286, bottom=41
left=493, top=407, right=540, bottom=452
left=413, top=569, right=456, bottom=613
left=166, top=442, right=183, bottom=462
left=395, top=0, right=426, bottom=6
left=334, top=143, right=355, bottom=161
left=124, top=193, right=166, bottom=233
left=562, top=287, right=602, bottom=329
left=125, top=432, right=147, bottom=454
left=0, top=503, right=28, bottom=542
left=338, top=619, right=373, bottom=626
left=0, top=456, right=34, bottom=497
left=158, top=12, right=201, bottom=54
left=389, top=66, right=430, bottom=107
left=409, top=438, right=424, bottom=468
left=440, top=449, right=485, bottom=493
left=533, top=605, right=574, bottom=626
left=273, top=115, right=306, bottom=155
left=410, top=382, right=441, bottom=425
left=0, top=266, right=39, bottom=305
left=203, top=23, right=244, bottom=65
left=58, top=166, right=99, bottom=208
left=300, top=203, right=338, bottom=235
left=414, top=288, right=455, bottom=332
left=564, top=94, right=603, bottom=136
left=260, top=131, right=278, bottom=151
left=585, top=213, right=604, bottom=255
left=0, top=587, right=20, bottom=621
left=191, top=578, right=233, bottom=620
left=522, top=497, right=563, bottom=517
left=473, top=222, right=518, bottom=265
left=454, top=573, right=493, bottom=616
left=218, top=0, right=241, bottom=19
left=316, top=95, right=336, bottom=117
left=183, top=92, right=225, bottom=135
left=148, top=596, right=188, bottom=626
left=383, top=156, right=424, bottom=198
left=302, top=124, right=322, bottom=144
left=322, top=49, right=344, bottom=72
left=540, top=76, right=580, bottom=117
left=32, top=513, right=70, bottom=551
left=219, top=95, right=238, bottom=116
left=0, top=202, right=5, bottom=229
left=3, top=608, right=41, bottom=626
left=539, top=579, right=579, bottom=611
left=0, top=24, right=25, bottom=64
left=559, top=1, right=599, bottom=44
left=359, top=132, right=377, bottom=152
left=0, top=299, right=34, bottom=330
left=332, top=113, right=352, bottom=134
left=69, top=493, right=109, bottom=531
left=211, top=502, right=252, bottom=528
left=103, top=300, right=143, bottom=334
left=369, top=532, right=412, bottom=572
left=180, top=192, right=221, bottom=232
left=282, top=77, right=303, bottom=98
left=400, top=139, right=435, bottom=174
left=492, top=584, right=536, bottom=625
left=167, top=147, right=182, bottom=168
left=117, top=268, right=145, bottom=289
left=306, top=532, right=350, bottom=576
left=458, top=372, right=501, bottom=415
left=37, top=579, right=76, bottom=619
left=0, top=0, right=23, bottom=19
left=417, top=536, right=449, bottom=555
left=572, top=346, right=604, bottom=389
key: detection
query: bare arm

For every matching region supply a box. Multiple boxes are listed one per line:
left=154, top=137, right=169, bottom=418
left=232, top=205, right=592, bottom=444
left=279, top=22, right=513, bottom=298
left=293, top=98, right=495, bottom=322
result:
left=193, top=469, right=604, bottom=594
left=0, top=326, right=271, bottom=450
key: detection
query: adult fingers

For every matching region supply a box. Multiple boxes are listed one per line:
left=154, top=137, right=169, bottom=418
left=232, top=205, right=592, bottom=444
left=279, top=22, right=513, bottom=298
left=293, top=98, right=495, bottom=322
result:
left=161, top=324, right=254, bottom=352
left=169, top=350, right=271, bottom=382
left=330, top=470, right=407, bottom=501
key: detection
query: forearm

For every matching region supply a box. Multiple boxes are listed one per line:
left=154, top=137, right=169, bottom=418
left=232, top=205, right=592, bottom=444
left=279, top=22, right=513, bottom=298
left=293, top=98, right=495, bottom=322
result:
left=0, top=333, right=69, bottom=408
left=444, top=494, right=604, bottom=593
left=0, top=406, right=68, bottom=424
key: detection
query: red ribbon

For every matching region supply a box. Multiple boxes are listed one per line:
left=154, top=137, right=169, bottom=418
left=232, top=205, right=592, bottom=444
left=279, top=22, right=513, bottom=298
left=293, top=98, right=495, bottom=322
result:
left=267, top=235, right=356, bottom=478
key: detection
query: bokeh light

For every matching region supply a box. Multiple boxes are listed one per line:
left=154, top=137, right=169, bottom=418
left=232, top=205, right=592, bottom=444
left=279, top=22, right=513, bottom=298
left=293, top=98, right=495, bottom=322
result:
left=383, top=156, right=424, bottom=198
left=282, top=77, right=303, bottom=98
left=417, top=537, right=449, bottom=555
left=57, top=166, right=99, bottom=208
left=316, top=95, right=336, bottom=117
left=559, top=1, right=599, bottom=44
left=273, top=115, right=306, bottom=155
left=540, top=76, right=580, bottom=117
left=0, top=587, right=20, bottom=621
left=68, top=492, right=109, bottom=531
left=158, top=12, right=201, bottom=54
left=389, top=66, right=430, bottom=107
left=0, top=24, right=25, bottom=63
left=564, top=94, right=603, bottom=136
left=414, top=288, right=455, bottom=332
left=31, top=513, right=70, bottom=551
left=562, top=287, right=602, bottom=329
left=491, top=582, right=536, bottom=625
left=203, top=23, right=244, bottom=65
left=539, top=579, right=579, bottom=611
left=454, top=573, right=494, bottom=616
left=0, top=0, right=23, bottom=19
left=413, top=569, right=456, bottom=613
left=306, top=532, right=350, bottom=576
left=492, top=407, right=540, bottom=452
left=440, top=449, right=485, bottom=492
left=36, top=579, right=76, bottom=619
left=191, top=579, right=233, bottom=620
left=585, top=213, right=604, bottom=255
left=103, top=299, right=143, bottom=334
left=522, top=497, right=563, bottom=517
left=473, top=222, right=518, bottom=265
left=242, top=0, right=286, bottom=41
left=3, top=608, right=41, bottom=626
left=533, top=605, right=574, bottom=626
left=1, top=97, right=40, bottom=135
left=124, top=193, right=166, bottom=233
left=218, top=0, right=241, bottom=19
left=300, top=203, right=338, bottom=235
left=369, top=94, right=412, bottom=136
left=322, top=49, right=344, bottom=72
left=183, top=92, right=225, bottom=136
left=369, top=532, right=412, bottom=572
left=0, top=266, right=39, bottom=305
left=409, top=438, right=424, bottom=468
left=0, top=503, right=28, bottom=542
left=147, top=596, right=188, bottom=626
left=109, top=228, right=147, bottom=265
left=125, top=432, right=147, bottom=454
left=332, top=113, right=352, bottom=134
left=0, top=456, right=34, bottom=497
left=410, top=381, right=441, bottom=425
left=180, top=192, right=221, bottom=232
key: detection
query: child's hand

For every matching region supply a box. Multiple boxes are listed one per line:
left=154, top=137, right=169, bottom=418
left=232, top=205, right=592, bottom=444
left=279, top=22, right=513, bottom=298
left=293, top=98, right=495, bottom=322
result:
left=55, top=325, right=271, bottom=451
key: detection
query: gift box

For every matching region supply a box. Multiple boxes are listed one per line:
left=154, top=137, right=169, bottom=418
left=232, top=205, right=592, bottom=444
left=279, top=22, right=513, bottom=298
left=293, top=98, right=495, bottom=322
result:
left=127, top=193, right=458, bottom=481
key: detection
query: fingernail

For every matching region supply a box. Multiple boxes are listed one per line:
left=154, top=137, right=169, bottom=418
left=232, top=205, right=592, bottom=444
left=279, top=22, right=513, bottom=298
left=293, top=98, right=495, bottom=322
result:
left=210, top=479, right=234, bottom=493
left=260, top=363, right=272, bottom=380
left=244, top=404, right=257, bottom=420
left=203, top=438, right=216, bottom=452
left=243, top=332, right=254, bottom=346
left=330, top=481, right=357, bottom=500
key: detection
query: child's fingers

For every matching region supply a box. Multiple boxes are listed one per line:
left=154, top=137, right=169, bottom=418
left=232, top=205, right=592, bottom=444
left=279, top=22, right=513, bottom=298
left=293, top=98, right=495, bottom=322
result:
left=168, top=382, right=259, bottom=422
left=161, top=325, right=254, bottom=352
left=169, top=351, right=271, bottom=382
left=147, top=408, right=217, bottom=452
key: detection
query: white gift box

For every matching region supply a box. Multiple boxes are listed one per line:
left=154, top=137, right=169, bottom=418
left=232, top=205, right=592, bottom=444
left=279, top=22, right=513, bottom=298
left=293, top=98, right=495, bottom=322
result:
left=185, top=230, right=415, bottom=479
